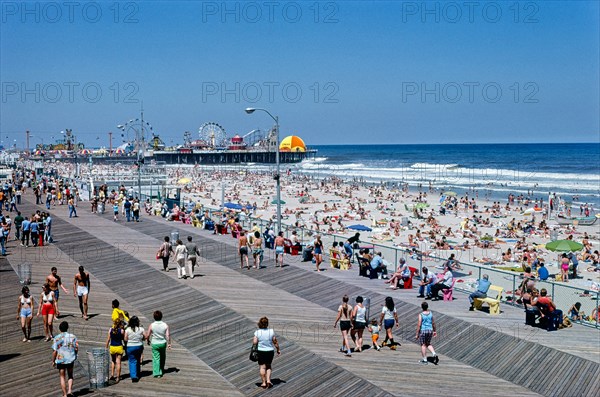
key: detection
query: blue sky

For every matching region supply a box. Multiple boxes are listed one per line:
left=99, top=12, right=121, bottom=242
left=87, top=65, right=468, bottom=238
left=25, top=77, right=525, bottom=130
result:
left=1, top=1, right=598, bottom=148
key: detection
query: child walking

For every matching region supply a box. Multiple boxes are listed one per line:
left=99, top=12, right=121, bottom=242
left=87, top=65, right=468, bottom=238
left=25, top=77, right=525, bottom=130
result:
left=415, top=302, right=438, bottom=364
left=368, top=319, right=381, bottom=351
left=113, top=202, right=119, bottom=221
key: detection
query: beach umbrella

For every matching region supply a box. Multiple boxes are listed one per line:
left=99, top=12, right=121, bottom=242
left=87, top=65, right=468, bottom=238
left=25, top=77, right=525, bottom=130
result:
left=347, top=224, right=372, bottom=232
left=271, top=199, right=286, bottom=205
left=480, top=235, right=494, bottom=241
left=415, top=203, right=429, bottom=209
left=545, top=240, right=584, bottom=252
left=223, top=202, right=243, bottom=210
left=177, top=177, right=191, bottom=185
left=444, top=191, right=457, bottom=197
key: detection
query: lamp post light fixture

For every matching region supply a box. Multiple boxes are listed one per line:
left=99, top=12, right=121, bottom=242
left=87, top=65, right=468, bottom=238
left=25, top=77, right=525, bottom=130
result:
left=245, top=107, right=281, bottom=234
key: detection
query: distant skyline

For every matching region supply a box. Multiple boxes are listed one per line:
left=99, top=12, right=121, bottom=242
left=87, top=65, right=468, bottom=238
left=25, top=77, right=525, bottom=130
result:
left=1, top=1, right=599, bottom=148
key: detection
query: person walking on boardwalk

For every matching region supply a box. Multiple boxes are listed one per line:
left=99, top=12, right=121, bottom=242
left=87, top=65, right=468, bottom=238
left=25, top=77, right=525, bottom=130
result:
left=350, top=296, right=367, bottom=353
left=184, top=236, right=200, bottom=278
left=157, top=236, right=174, bottom=272
left=46, top=267, right=69, bottom=317
left=52, top=321, right=78, bottom=397
left=333, top=295, right=353, bottom=357
left=174, top=239, right=188, bottom=279
left=124, top=316, right=145, bottom=383
left=106, top=318, right=125, bottom=383
left=313, top=234, right=324, bottom=272
left=274, top=231, right=285, bottom=267
left=13, top=211, right=23, bottom=241
left=238, top=231, right=250, bottom=269
left=68, top=196, right=77, bottom=218
left=44, top=213, right=53, bottom=243
left=379, top=296, right=399, bottom=350
left=253, top=316, right=280, bottom=389
left=415, top=302, right=438, bottom=365
left=146, top=310, right=171, bottom=378
left=17, top=286, right=34, bottom=342
left=37, top=283, right=57, bottom=341
left=20, top=216, right=31, bottom=247
left=251, top=231, right=263, bottom=269
left=73, top=266, right=90, bottom=320
left=30, top=216, right=39, bottom=247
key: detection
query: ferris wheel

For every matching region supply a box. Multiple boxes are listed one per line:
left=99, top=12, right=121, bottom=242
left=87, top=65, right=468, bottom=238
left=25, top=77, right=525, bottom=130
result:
left=199, top=122, right=227, bottom=148
left=117, top=117, right=153, bottom=153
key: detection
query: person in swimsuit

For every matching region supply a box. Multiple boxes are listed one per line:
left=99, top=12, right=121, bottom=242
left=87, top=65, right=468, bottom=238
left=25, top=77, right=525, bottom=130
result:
left=313, top=235, right=323, bottom=272
left=238, top=231, right=250, bottom=269
left=46, top=267, right=69, bottom=317
left=252, top=231, right=263, bottom=270
left=37, top=283, right=57, bottom=341
left=17, top=286, right=34, bottom=342
left=560, top=253, right=570, bottom=282
left=73, top=266, right=90, bottom=320
left=333, top=295, right=353, bottom=357
left=350, top=296, right=367, bottom=353
left=274, top=231, right=285, bottom=268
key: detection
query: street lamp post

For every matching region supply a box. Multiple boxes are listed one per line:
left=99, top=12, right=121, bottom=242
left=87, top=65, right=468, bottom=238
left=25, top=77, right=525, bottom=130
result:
left=245, top=107, right=281, bottom=234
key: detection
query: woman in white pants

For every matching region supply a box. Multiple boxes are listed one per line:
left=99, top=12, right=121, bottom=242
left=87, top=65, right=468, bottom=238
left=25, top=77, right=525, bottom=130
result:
left=174, top=240, right=188, bottom=279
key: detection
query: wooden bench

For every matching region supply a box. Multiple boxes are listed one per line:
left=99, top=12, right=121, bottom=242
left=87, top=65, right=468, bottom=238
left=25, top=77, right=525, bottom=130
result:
left=329, top=249, right=349, bottom=270
left=474, top=285, right=504, bottom=315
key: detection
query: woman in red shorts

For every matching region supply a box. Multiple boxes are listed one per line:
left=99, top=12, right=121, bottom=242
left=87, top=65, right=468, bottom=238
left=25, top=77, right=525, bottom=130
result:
left=37, top=283, right=57, bottom=341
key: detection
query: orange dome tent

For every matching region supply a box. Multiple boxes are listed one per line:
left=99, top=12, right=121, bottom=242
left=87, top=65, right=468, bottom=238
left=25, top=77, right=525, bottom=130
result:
left=279, top=135, right=306, bottom=152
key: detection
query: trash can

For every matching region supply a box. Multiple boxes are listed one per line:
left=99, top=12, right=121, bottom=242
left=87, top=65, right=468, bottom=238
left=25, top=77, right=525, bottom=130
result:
left=170, top=230, right=179, bottom=243
left=302, top=247, right=313, bottom=262
left=87, top=348, right=110, bottom=389
left=17, top=263, right=32, bottom=285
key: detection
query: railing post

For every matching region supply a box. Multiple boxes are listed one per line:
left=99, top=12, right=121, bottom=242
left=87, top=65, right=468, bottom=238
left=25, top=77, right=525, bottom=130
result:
left=511, top=274, right=516, bottom=303
left=593, top=291, right=600, bottom=328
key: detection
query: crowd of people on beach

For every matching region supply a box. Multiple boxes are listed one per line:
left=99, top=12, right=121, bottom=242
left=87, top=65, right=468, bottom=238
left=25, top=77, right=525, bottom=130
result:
left=2, top=160, right=600, bottom=396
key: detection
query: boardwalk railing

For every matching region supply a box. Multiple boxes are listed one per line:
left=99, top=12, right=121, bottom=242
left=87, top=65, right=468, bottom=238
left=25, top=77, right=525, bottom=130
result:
left=201, top=207, right=600, bottom=329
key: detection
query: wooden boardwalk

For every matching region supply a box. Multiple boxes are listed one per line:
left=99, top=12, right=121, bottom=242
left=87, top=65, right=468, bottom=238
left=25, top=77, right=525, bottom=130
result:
left=0, top=195, right=598, bottom=396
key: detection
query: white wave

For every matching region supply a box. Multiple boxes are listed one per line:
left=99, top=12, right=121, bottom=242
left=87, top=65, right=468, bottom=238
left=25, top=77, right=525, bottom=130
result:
left=301, top=162, right=365, bottom=170
left=410, top=162, right=459, bottom=170
left=297, top=166, right=600, bottom=194
left=307, top=157, right=328, bottom=162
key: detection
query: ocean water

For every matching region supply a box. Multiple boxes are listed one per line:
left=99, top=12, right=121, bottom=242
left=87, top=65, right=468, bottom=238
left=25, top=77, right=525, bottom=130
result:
left=297, top=143, right=600, bottom=207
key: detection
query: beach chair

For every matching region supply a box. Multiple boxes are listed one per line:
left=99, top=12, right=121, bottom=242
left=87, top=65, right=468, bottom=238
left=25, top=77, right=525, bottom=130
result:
left=442, top=280, right=456, bottom=301
left=474, top=285, right=504, bottom=315
left=329, top=249, right=349, bottom=270
left=356, top=254, right=372, bottom=277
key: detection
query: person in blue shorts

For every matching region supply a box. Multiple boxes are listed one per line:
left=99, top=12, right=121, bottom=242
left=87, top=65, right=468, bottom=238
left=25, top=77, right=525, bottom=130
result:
left=274, top=232, right=285, bottom=268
